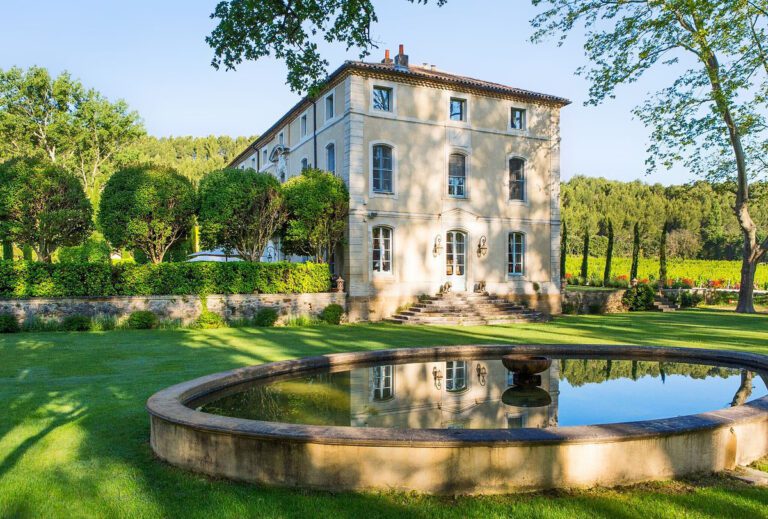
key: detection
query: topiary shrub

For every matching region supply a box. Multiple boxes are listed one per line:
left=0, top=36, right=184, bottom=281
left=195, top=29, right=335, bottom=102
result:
left=193, top=310, right=225, bottom=329
left=60, top=315, right=92, bottom=332
left=621, top=284, right=655, bottom=311
left=0, top=313, right=20, bottom=333
left=319, top=304, right=345, bottom=325
left=126, top=310, right=158, bottom=330
left=253, top=307, right=279, bottom=327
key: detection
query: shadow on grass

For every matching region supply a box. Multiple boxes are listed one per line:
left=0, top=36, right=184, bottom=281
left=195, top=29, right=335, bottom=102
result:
left=1, top=310, right=767, bottom=517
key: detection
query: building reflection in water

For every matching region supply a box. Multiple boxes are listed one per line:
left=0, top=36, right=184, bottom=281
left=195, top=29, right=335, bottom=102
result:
left=349, top=359, right=560, bottom=429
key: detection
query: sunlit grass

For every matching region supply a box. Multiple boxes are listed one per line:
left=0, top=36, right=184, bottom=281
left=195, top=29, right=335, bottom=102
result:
left=1, top=309, right=767, bottom=518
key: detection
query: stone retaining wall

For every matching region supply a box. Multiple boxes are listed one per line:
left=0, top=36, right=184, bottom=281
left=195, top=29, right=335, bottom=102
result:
left=0, top=293, right=346, bottom=325
left=563, top=289, right=627, bottom=314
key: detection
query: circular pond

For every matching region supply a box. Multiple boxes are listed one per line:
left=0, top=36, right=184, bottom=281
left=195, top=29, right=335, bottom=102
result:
left=147, top=345, right=768, bottom=494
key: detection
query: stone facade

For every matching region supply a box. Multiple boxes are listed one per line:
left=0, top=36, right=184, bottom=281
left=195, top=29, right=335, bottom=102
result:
left=0, top=293, right=345, bottom=325
left=562, top=289, right=627, bottom=314
left=231, top=49, right=569, bottom=321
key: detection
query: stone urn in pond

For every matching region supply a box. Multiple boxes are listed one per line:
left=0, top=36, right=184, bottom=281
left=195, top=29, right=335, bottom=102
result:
left=501, top=355, right=553, bottom=408
left=501, top=355, right=551, bottom=376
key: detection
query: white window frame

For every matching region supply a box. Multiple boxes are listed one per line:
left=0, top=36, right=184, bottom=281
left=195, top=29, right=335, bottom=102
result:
left=371, top=225, right=394, bottom=276
left=446, top=149, right=469, bottom=199
left=369, top=141, right=397, bottom=197
left=508, top=155, right=527, bottom=203
left=510, top=107, right=527, bottom=131
left=508, top=232, right=526, bottom=278
left=278, top=132, right=285, bottom=145
left=300, top=113, right=308, bottom=138
left=370, top=365, right=394, bottom=401
left=262, top=148, right=269, bottom=168
left=325, top=141, right=336, bottom=174
left=250, top=157, right=256, bottom=170
left=445, top=361, right=468, bottom=392
left=324, top=92, right=335, bottom=122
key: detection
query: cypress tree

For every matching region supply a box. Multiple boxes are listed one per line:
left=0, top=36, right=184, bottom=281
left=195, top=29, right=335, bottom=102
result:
left=659, top=221, right=669, bottom=288
left=2, top=241, right=13, bottom=261
left=560, top=220, right=568, bottom=280
left=580, top=227, right=590, bottom=280
left=630, top=222, right=641, bottom=281
left=603, top=220, right=614, bottom=287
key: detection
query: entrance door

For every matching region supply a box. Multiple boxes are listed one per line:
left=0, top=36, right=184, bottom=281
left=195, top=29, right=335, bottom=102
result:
left=445, top=231, right=467, bottom=291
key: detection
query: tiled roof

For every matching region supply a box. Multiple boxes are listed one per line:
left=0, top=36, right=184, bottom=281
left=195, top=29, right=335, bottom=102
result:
left=229, top=61, right=570, bottom=167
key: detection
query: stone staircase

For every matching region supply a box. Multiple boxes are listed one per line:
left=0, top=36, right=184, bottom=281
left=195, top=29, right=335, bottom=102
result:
left=387, top=292, right=548, bottom=326
left=653, top=294, right=679, bottom=312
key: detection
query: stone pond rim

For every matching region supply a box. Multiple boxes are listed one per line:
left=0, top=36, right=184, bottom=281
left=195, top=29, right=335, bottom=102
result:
left=146, top=344, right=768, bottom=494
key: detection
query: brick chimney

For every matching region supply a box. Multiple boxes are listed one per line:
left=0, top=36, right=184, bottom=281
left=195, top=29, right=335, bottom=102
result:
left=381, top=49, right=393, bottom=65
left=394, top=44, right=409, bottom=70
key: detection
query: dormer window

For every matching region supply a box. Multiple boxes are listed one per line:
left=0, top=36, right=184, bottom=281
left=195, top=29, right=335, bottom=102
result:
left=510, top=108, right=526, bottom=130
left=373, top=86, right=392, bottom=112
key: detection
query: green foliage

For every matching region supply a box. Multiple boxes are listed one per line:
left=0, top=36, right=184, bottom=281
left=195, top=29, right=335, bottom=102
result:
left=126, top=311, right=158, bottom=330
left=0, top=261, right=331, bottom=297
left=0, top=313, right=19, bottom=333
left=0, top=66, right=144, bottom=200
left=57, top=233, right=111, bottom=264
left=283, top=314, right=321, bottom=327
left=198, top=168, right=286, bottom=261
left=281, top=169, right=349, bottom=262
left=0, top=157, right=93, bottom=262
left=193, top=310, right=225, bottom=329
left=622, top=284, right=655, bottom=311
left=319, top=304, right=345, bottom=325
left=98, top=165, right=196, bottom=264
left=253, top=307, right=279, bottom=327
left=60, top=315, right=92, bottom=332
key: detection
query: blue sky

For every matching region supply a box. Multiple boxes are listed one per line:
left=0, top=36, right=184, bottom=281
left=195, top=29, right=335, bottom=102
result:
left=1, top=0, right=692, bottom=184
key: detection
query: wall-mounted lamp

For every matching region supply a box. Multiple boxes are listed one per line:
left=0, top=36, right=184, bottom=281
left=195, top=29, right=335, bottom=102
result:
left=432, top=366, right=443, bottom=389
left=432, top=235, right=443, bottom=257
left=477, top=235, right=488, bottom=257
left=476, top=363, right=488, bottom=386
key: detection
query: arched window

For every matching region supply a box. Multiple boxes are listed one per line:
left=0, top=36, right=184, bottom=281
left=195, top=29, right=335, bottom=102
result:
left=371, top=365, right=394, bottom=400
left=326, top=143, right=336, bottom=174
left=448, top=153, right=467, bottom=198
left=509, top=158, right=525, bottom=201
left=301, top=157, right=310, bottom=171
left=445, top=361, right=467, bottom=392
left=372, top=226, right=392, bottom=273
left=372, top=144, right=393, bottom=193
left=508, top=232, right=525, bottom=276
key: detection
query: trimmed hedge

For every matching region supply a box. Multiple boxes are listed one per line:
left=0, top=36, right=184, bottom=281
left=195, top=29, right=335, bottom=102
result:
left=0, top=261, right=331, bottom=298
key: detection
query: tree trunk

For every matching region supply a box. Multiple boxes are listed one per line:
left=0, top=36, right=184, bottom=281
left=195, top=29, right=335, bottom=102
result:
left=735, top=248, right=757, bottom=313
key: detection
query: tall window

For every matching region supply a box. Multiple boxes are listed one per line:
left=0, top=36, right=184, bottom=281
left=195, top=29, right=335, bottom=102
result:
left=250, top=157, right=256, bottom=169
left=326, top=143, right=336, bottom=174
left=509, top=158, right=525, bottom=201
left=448, top=153, right=466, bottom=198
left=325, top=94, right=334, bottom=121
left=372, top=144, right=393, bottom=193
left=278, top=132, right=284, bottom=145
left=508, top=232, right=525, bottom=276
left=300, top=114, right=308, bottom=137
left=445, top=361, right=467, bottom=392
left=510, top=108, right=526, bottom=130
left=371, top=365, right=394, bottom=400
left=373, top=86, right=392, bottom=112
left=450, top=98, right=467, bottom=121
left=301, top=158, right=309, bottom=171
left=372, top=226, right=392, bottom=273
left=262, top=148, right=268, bottom=164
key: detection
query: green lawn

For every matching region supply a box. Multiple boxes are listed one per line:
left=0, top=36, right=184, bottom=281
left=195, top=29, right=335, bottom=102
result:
left=1, top=309, right=767, bottom=518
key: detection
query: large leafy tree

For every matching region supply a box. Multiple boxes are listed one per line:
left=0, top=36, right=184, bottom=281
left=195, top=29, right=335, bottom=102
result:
left=198, top=168, right=286, bottom=261
left=0, top=66, right=144, bottom=200
left=206, top=0, right=445, bottom=93
left=0, top=158, right=93, bottom=262
left=531, top=0, right=768, bottom=312
left=282, top=169, right=349, bottom=262
left=98, top=166, right=197, bottom=264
